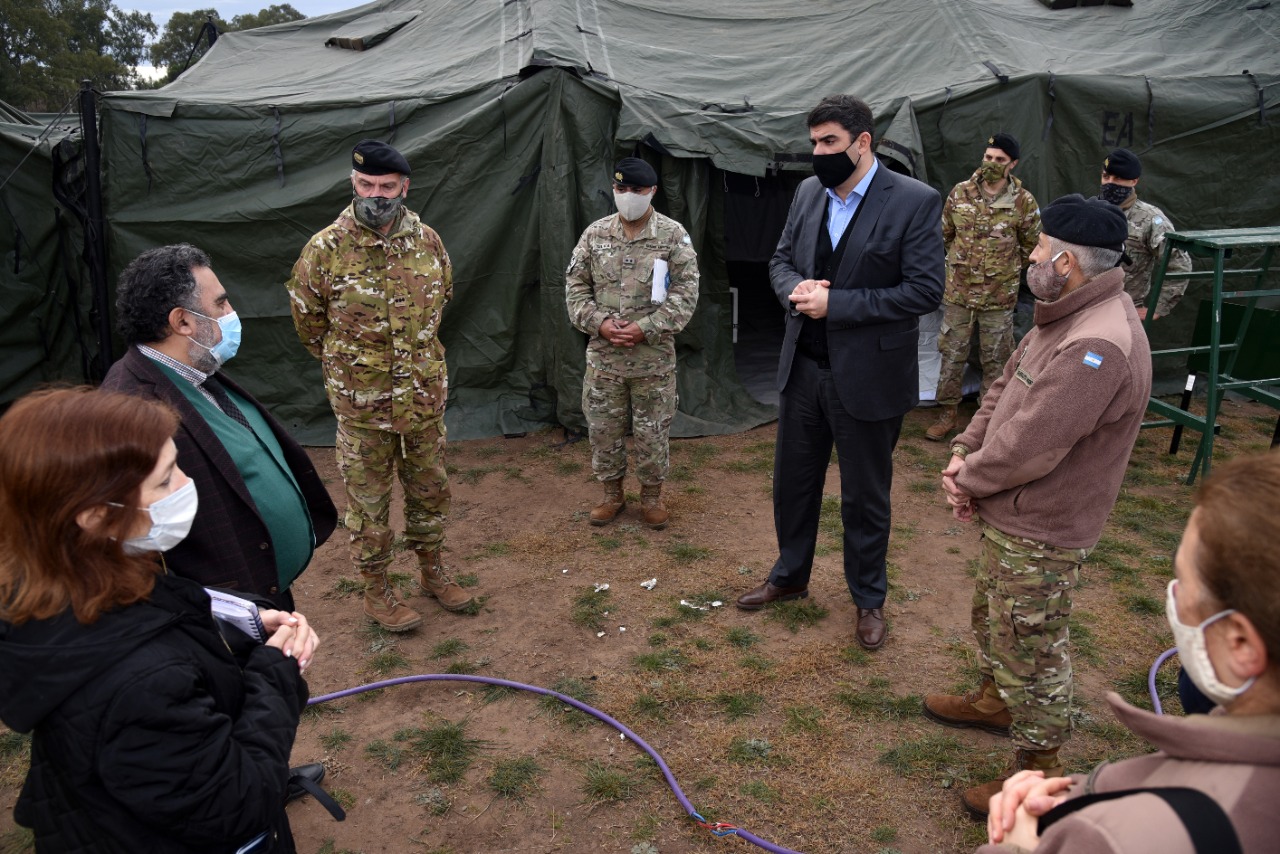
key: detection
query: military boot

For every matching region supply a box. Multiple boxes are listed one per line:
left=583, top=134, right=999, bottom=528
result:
left=418, top=550, right=475, bottom=612
left=589, top=479, right=626, bottom=526
left=640, top=484, right=669, bottom=530
left=925, top=405, right=958, bottom=442
left=362, top=571, right=422, bottom=632
left=962, top=747, right=1063, bottom=819
left=922, top=678, right=1013, bottom=735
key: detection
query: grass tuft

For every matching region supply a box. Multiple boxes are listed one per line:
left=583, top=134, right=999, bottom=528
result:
left=764, top=599, right=829, bottom=632
left=488, top=756, right=543, bottom=799
left=581, top=761, right=638, bottom=803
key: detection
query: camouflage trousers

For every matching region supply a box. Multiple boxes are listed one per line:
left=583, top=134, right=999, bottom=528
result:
left=936, top=304, right=1014, bottom=406
left=335, top=418, right=450, bottom=574
left=971, top=523, right=1091, bottom=751
left=582, top=367, right=677, bottom=486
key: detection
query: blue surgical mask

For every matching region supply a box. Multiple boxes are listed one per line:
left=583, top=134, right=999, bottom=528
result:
left=188, top=310, right=242, bottom=366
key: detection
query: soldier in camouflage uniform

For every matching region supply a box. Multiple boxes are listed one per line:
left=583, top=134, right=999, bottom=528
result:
left=928, top=133, right=1040, bottom=442
left=1098, top=148, right=1193, bottom=320
left=287, top=140, right=473, bottom=633
left=565, top=157, right=699, bottom=530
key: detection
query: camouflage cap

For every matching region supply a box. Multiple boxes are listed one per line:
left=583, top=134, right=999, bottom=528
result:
left=1041, top=194, right=1127, bottom=251
left=613, top=157, right=658, bottom=187
left=352, top=139, right=411, bottom=176
left=987, top=132, right=1020, bottom=160
left=1102, top=148, right=1141, bottom=180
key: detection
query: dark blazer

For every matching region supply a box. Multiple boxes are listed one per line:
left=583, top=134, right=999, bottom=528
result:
left=102, top=347, right=337, bottom=601
left=770, top=167, right=945, bottom=421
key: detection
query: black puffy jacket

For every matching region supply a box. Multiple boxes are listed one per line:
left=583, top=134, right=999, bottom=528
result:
left=0, top=573, right=307, bottom=853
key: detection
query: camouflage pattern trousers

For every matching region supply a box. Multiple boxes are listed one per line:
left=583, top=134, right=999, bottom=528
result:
left=936, top=304, right=1014, bottom=406
left=335, top=418, right=451, bottom=575
left=582, top=366, right=677, bottom=486
left=972, top=523, right=1091, bottom=751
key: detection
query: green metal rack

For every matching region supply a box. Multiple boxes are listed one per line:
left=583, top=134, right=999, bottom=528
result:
left=1142, top=226, right=1280, bottom=484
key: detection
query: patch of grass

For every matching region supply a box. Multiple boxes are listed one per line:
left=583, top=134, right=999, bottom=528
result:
left=648, top=632, right=668, bottom=647
left=1114, top=664, right=1177, bottom=712
left=909, top=478, right=936, bottom=494
left=878, top=733, right=987, bottom=785
left=581, top=761, right=638, bottom=803
left=634, top=648, right=689, bottom=672
left=871, top=825, right=898, bottom=843
left=726, top=737, right=775, bottom=765
left=834, top=685, right=920, bottom=720
left=539, top=677, right=598, bottom=728
left=1123, top=593, right=1163, bottom=616
left=481, top=683, right=518, bottom=704
left=726, top=626, right=762, bottom=648
left=365, top=738, right=406, bottom=770
left=319, top=728, right=352, bottom=753
left=739, top=653, right=774, bottom=672
left=668, top=542, right=712, bottom=561
left=721, top=455, right=773, bottom=474
left=839, top=645, right=870, bottom=666
left=415, top=787, right=451, bottom=816
left=713, top=691, right=765, bottom=720
left=488, top=756, right=543, bottom=799
left=452, top=572, right=480, bottom=589
left=783, top=705, right=825, bottom=734
left=739, top=779, right=779, bottom=803
left=474, top=541, right=511, bottom=557
left=431, top=638, right=470, bottom=659
left=571, top=586, right=612, bottom=630
left=555, top=459, right=583, bottom=475
left=330, top=576, right=364, bottom=596
left=400, top=720, right=486, bottom=784
left=444, top=658, right=481, bottom=675
left=818, top=494, right=842, bottom=537
left=457, top=465, right=498, bottom=485
left=764, top=599, right=829, bottom=632
left=368, top=648, right=410, bottom=676
left=455, top=594, right=488, bottom=616
left=1069, top=615, right=1102, bottom=665
left=595, top=535, right=624, bottom=551
left=631, top=693, right=668, bottom=722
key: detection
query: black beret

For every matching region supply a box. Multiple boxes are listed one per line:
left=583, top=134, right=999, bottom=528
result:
left=352, top=139, right=410, bottom=176
left=1040, top=194, right=1128, bottom=251
left=987, top=132, right=1020, bottom=161
left=613, top=157, right=658, bottom=187
left=1102, top=148, right=1141, bottom=180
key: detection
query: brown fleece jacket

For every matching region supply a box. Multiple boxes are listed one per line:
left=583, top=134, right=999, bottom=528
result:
left=954, top=267, right=1152, bottom=548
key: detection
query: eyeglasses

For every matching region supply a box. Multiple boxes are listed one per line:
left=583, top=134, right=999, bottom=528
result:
left=613, top=184, right=653, bottom=194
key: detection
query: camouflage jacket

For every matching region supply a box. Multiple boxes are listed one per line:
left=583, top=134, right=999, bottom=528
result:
left=287, top=205, right=451, bottom=432
left=941, top=171, right=1041, bottom=309
left=1120, top=196, right=1192, bottom=318
left=565, top=211, right=699, bottom=378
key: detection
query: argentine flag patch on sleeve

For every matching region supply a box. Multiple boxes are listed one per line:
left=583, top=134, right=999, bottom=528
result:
left=1083, top=351, right=1103, bottom=369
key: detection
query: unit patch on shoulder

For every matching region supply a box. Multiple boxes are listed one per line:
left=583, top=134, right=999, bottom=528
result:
left=1153, top=216, right=1164, bottom=225
left=683, top=235, right=692, bottom=244
left=1083, top=351, right=1104, bottom=369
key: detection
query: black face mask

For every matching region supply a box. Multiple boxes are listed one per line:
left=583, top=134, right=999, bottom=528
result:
left=812, top=142, right=861, bottom=189
left=1098, top=183, right=1134, bottom=206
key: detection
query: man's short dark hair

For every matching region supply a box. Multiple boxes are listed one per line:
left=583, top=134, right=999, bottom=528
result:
left=115, top=244, right=211, bottom=346
left=807, top=95, right=875, bottom=141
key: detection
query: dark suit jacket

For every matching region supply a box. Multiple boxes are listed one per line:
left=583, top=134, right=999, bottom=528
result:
left=770, top=166, right=945, bottom=421
left=101, top=347, right=338, bottom=600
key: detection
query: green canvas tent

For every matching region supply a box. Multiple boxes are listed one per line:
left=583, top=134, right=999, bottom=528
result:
left=5, top=0, right=1278, bottom=438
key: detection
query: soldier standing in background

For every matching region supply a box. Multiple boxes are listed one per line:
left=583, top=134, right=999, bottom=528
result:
left=565, top=157, right=699, bottom=530
left=927, top=133, right=1040, bottom=442
left=1098, top=148, right=1193, bottom=321
left=287, top=139, right=473, bottom=632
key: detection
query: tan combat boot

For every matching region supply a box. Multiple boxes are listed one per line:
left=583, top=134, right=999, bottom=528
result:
left=362, top=571, right=422, bottom=632
left=962, top=747, right=1063, bottom=819
left=925, top=405, right=958, bottom=442
left=418, top=550, right=475, bottom=612
left=922, top=678, right=1013, bottom=735
left=640, top=484, right=669, bottom=530
left=589, top=479, right=626, bottom=526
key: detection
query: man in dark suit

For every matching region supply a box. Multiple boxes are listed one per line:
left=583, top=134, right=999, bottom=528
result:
left=102, top=244, right=337, bottom=614
left=736, top=95, right=945, bottom=651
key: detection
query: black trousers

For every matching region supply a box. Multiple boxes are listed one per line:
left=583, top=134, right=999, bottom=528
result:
left=768, top=352, right=902, bottom=609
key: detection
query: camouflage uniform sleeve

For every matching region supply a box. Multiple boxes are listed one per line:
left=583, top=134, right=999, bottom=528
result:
left=1017, top=190, right=1041, bottom=267
left=438, top=234, right=454, bottom=305
left=285, top=237, right=331, bottom=360
left=635, top=227, right=699, bottom=345
left=564, top=227, right=608, bottom=336
left=1151, top=218, right=1192, bottom=319
left=941, top=188, right=957, bottom=247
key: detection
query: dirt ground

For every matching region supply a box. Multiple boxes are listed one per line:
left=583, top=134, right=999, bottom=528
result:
left=2, top=397, right=1276, bottom=854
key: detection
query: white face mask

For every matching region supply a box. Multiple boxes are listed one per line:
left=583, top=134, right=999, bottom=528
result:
left=1165, top=579, right=1256, bottom=706
left=121, top=479, right=199, bottom=555
left=614, top=190, right=652, bottom=222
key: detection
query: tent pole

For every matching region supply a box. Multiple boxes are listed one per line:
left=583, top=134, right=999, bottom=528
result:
left=79, top=80, right=112, bottom=380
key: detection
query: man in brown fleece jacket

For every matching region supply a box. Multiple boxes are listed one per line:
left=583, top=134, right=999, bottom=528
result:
left=923, top=194, right=1153, bottom=818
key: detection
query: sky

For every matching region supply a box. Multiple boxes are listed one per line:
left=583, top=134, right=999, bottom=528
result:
left=121, top=0, right=363, bottom=34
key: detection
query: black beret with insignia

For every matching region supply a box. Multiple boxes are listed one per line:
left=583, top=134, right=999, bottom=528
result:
left=987, top=132, right=1020, bottom=161
left=613, top=157, right=658, bottom=187
left=1102, top=148, right=1141, bottom=180
left=352, top=139, right=411, bottom=176
left=1040, top=193, right=1128, bottom=251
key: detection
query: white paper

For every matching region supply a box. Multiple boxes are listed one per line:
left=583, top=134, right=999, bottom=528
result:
left=651, top=258, right=669, bottom=304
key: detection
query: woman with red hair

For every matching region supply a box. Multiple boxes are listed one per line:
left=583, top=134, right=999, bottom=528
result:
left=0, top=387, right=317, bottom=853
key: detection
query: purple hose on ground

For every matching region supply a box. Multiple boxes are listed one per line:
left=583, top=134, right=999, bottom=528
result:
left=1149, top=647, right=1178, bottom=715
left=309, top=674, right=804, bottom=854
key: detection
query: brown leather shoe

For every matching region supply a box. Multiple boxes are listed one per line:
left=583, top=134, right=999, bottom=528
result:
left=962, top=747, right=1063, bottom=819
left=640, top=484, right=669, bottom=530
left=589, top=479, right=626, bottom=526
left=362, top=573, right=422, bottom=632
left=923, top=678, right=1013, bottom=735
left=925, top=405, right=958, bottom=442
left=856, top=607, right=886, bottom=650
left=418, top=550, right=476, bottom=612
left=735, top=581, right=809, bottom=610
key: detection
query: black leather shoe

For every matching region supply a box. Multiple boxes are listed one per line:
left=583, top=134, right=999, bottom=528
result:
left=286, top=763, right=325, bottom=804
left=856, top=607, right=886, bottom=650
left=735, top=581, right=809, bottom=611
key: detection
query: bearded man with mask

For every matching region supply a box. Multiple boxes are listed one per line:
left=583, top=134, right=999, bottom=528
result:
left=1098, top=148, right=1192, bottom=321
left=734, top=94, right=944, bottom=653
left=925, top=194, right=1152, bottom=818
left=565, top=157, right=700, bottom=529
left=928, top=132, right=1040, bottom=442
left=288, top=139, right=473, bottom=632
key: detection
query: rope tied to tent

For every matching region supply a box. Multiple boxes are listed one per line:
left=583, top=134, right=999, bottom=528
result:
left=1242, top=71, right=1266, bottom=127
left=982, top=61, right=1008, bottom=84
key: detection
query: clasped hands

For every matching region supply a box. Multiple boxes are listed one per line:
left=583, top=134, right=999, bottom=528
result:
left=261, top=609, right=319, bottom=673
left=600, top=317, right=646, bottom=348
left=987, top=770, right=1075, bottom=848
left=941, top=453, right=976, bottom=522
left=788, top=278, right=831, bottom=318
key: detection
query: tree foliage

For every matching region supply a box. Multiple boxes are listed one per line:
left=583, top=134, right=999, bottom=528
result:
left=152, top=4, right=304, bottom=83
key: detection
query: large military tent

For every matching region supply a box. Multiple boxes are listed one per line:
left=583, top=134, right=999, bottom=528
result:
left=3, top=0, right=1277, bottom=440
